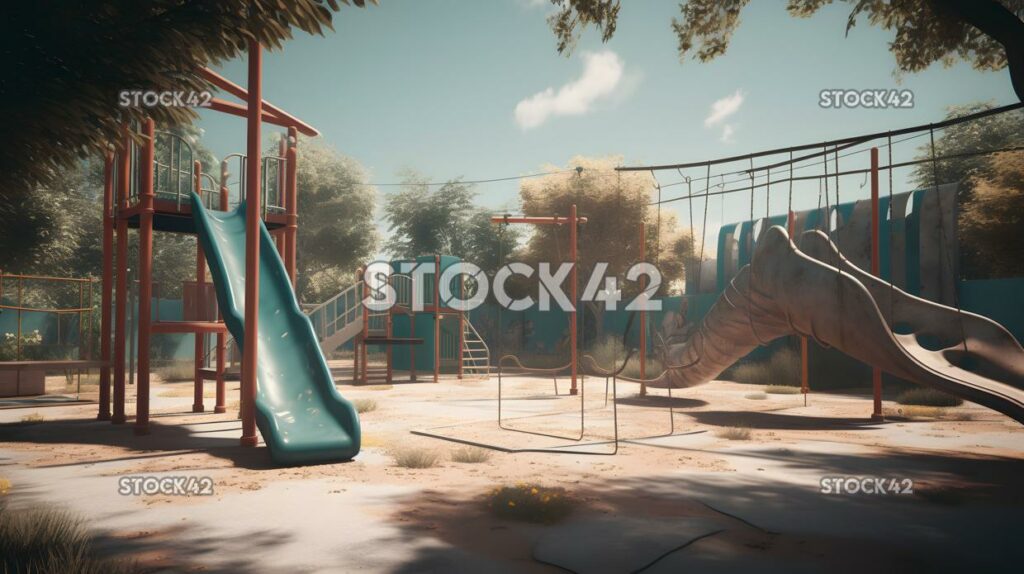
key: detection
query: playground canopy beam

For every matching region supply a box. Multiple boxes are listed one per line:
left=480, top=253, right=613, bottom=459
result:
left=200, top=67, right=319, bottom=137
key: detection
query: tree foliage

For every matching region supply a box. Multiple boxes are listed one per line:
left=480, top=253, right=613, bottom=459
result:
left=545, top=1, right=1024, bottom=100
left=909, top=103, right=1024, bottom=279
left=1, top=0, right=375, bottom=197
left=382, top=174, right=522, bottom=275
left=958, top=151, right=1024, bottom=278
left=293, top=140, right=379, bottom=303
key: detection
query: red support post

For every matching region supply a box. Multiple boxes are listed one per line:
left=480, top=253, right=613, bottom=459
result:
left=215, top=170, right=229, bottom=414
left=457, top=274, right=464, bottom=379
left=638, top=221, right=647, bottom=396
left=433, top=255, right=440, bottom=384
left=112, top=126, right=130, bottom=425
left=134, top=118, right=155, bottom=436
left=285, top=127, right=299, bottom=288
left=98, top=151, right=114, bottom=420
left=193, top=161, right=206, bottom=413
left=240, top=39, right=263, bottom=447
left=569, top=205, right=579, bottom=395
left=870, top=148, right=884, bottom=421
left=359, top=266, right=368, bottom=384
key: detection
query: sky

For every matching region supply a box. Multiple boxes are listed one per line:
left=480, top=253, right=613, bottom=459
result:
left=194, top=0, right=1017, bottom=256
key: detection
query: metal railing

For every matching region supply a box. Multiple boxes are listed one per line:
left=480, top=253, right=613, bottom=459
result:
left=306, top=281, right=365, bottom=343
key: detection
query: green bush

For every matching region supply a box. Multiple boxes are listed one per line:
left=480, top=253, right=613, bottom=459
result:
left=0, top=331, right=43, bottom=361
left=896, top=388, right=964, bottom=407
left=487, top=484, right=574, bottom=524
left=0, top=501, right=137, bottom=574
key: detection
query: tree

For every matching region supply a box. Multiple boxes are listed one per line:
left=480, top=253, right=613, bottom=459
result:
left=545, top=1, right=1024, bottom=102
left=909, top=102, right=1024, bottom=279
left=959, top=152, right=1024, bottom=277
left=1, top=0, right=375, bottom=196
left=382, top=174, right=476, bottom=260
left=518, top=156, right=693, bottom=341
left=293, top=140, right=378, bottom=303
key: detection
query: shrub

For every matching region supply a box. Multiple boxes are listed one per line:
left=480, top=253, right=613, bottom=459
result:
left=586, top=336, right=663, bottom=379
left=727, top=347, right=800, bottom=387
left=352, top=398, right=377, bottom=413
left=715, top=426, right=752, bottom=440
left=896, top=388, right=963, bottom=407
left=154, top=362, right=194, bottom=382
left=450, top=446, right=491, bottom=463
left=0, top=502, right=137, bottom=574
left=765, top=385, right=801, bottom=394
left=392, top=447, right=440, bottom=469
left=20, top=413, right=45, bottom=424
left=0, top=331, right=43, bottom=361
left=487, top=484, right=574, bottom=524
left=744, top=392, right=767, bottom=400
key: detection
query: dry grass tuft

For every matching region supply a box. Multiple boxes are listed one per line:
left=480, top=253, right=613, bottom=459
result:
left=19, top=413, right=45, bottom=424
left=450, top=446, right=492, bottom=463
left=896, top=388, right=963, bottom=407
left=352, top=398, right=378, bottom=413
left=715, top=426, right=752, bottom=440
left=392, top=447, right=441, bottom=469
left=744, top=392, right=767, bottom=400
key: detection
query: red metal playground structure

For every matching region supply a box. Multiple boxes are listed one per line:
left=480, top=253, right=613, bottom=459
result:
left=85, top=42, right=490, bottom=464
left=95, top=55, right=309, bottom=446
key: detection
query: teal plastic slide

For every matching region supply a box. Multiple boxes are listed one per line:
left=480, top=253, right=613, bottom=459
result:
left=190, top=193, right=360, bottom=465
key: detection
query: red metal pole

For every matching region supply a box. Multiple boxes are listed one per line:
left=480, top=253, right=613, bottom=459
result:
left=638, top=221, right=647, bottom=396
left=98, top=150, right=114, bottom=420
left=569, top=205, right=578, bottom=395
left=215, top=167, right=229, bottom=414
left=386, top=310, right=393, bottom=384
left=359, top=266, right=368, bottom=384
left=240, top=39, right=262, bottom=447
left=410, top=267, right=417, bottom=382
left=285, top=127, right=299, bottom=288
left=433, top=255, right=440, bottom=383
left=789, top=211, right=810, bottom=406
left=870, top=147, right=884, bottom=421
left=112, top=126, right=130, bottom=425
left=457, top=274, right=464, bottom=379
left=193, top=161, right=206, bottom=413
left=134, top=118, right=155, bottom=436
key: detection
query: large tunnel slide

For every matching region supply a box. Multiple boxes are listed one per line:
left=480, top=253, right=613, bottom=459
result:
left=190, top=193, right=361, bottom=464
left=657, top=226, right=1024, bottom=425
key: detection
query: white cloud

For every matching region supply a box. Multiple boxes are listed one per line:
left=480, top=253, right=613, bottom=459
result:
left=704, top=90, right=743, bottom=143
left=720, top=124, right=735, bottom=143
left=514, top=51, right=625, bottom=130
left=704, top=90, right=744, bottom=126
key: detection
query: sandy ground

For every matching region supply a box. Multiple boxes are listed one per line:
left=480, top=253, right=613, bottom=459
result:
left=1, top=363, right=1023, bottom=573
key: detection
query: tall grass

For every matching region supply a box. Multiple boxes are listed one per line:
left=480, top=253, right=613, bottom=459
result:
left=0, top=502, right=137, bottom=573
left=154, top=361, right=194, bottom=382
left=586, top=336, right=663, bottom=379
left=896, top=388, right=963, bottom=407
left=392, top=447, right=441, bottom=469
left=450, top=447, right=491, bottom=463
left=726, top=347, right=800, bottom=387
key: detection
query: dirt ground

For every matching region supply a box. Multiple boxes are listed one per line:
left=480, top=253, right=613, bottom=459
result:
left=1, top=363, right=1022, bottom=573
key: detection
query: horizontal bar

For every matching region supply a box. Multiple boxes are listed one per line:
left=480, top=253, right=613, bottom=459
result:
left=0, top=274, right=96, bottom=283
left=490, top=216, right=588, bottom=225
left=151, top=321, right=228, bottom=334
left=0, top=360, right=108, bottom=371
left=200, top=68, right=320, bottom=137
left=206, top=99, right=308, bottom=133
